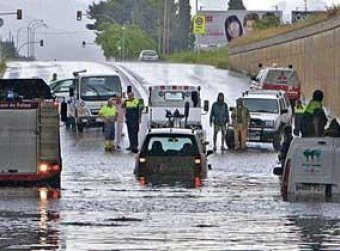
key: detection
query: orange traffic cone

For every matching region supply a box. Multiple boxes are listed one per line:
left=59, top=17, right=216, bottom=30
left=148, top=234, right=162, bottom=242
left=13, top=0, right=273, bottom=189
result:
left=194, top=177, right=201, bottom=187
left=139, top=177, right=146, bottom=186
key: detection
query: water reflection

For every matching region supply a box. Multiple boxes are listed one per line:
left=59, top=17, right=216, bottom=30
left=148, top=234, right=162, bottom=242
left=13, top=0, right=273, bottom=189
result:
left=287, top=214, right=340, bottom=250
left=0, top=187, right=61, bottom=250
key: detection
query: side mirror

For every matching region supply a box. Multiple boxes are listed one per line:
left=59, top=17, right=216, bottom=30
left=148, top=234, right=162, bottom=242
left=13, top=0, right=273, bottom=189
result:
left=127, top=85, right=132, bottom=93
left=203, top=100, right=209, bottom=112
left=273, top=165, right=283, bottom=176
left=206, top=150, right=214, bottom=156
left=281, top=109, right=288, bottom=114
left=69, top=87, right=74, bottom=98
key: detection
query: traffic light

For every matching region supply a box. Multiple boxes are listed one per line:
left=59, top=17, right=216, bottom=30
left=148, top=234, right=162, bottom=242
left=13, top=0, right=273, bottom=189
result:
left=40, top=40, right=44, bottom=47
left=17, top=9, right=23, bottom=20
left=76, top=11, right=82, bottom=21
left=82, top=41, right=86, bottom=47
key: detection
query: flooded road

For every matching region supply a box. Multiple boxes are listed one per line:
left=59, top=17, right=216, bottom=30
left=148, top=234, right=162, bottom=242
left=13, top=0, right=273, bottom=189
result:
left=1, top=62, right=340, bottom=250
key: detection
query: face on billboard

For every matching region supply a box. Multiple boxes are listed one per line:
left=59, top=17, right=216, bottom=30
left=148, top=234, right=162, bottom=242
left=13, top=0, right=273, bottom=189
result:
left=225, top=15, right=243, bottom=42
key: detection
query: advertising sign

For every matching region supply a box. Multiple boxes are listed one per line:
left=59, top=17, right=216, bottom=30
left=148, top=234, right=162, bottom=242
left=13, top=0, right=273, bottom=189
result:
left=195, top=10, right=282, bottom=48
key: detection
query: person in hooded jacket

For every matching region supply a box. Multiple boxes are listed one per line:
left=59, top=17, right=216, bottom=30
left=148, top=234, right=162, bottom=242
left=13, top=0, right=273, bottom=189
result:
left=210, top=93, right=229, bottom=152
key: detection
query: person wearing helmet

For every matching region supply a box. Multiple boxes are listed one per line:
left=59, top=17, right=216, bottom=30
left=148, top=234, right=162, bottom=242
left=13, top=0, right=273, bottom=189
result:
left=210, top=93, right=229, bottom=152
left=301, top=90, right=328, bottom=137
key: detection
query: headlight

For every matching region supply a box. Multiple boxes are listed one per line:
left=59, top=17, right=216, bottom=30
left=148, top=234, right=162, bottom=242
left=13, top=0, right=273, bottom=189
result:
left=265, top=120, right=275, bottom=128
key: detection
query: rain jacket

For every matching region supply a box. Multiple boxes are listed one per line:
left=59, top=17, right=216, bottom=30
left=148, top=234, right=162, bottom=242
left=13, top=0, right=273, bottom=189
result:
left=210, top=101, right=229, bottom=126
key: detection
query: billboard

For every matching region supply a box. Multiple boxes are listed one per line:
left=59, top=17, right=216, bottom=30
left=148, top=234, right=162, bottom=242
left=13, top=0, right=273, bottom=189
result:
left=291, top=11, right=325, bottom=23
left=195, top=10, right=282, bottom=48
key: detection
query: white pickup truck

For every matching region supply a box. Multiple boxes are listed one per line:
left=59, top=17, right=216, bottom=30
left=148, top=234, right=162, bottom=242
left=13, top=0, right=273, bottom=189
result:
left=0, top=79, right=62, bottom=187
left=147, top=85, right=209, bottom=148
left=274, top=136, right=340, bottom=200
left=147, top=85, right=208, bottom=129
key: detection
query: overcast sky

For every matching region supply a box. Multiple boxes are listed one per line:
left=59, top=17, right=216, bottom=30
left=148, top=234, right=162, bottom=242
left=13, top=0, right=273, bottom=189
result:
left=0, top=0, right=339, bottom=61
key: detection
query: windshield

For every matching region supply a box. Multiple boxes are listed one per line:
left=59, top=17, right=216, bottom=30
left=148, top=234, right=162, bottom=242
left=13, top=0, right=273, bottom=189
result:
left=243, top=98, right=279, bottom=113
left=142, top=134, right=199, bottom=156
left=264, top=69, right=299, bottom=86
left=80, top=76, right=122, bottom=101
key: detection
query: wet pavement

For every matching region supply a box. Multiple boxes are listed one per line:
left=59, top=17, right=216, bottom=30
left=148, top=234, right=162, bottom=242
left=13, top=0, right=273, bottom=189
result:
left=1, top=62, right=340, bottom=250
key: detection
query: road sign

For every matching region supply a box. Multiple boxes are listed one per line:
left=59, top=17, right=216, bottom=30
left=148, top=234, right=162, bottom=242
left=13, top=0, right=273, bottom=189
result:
left=193, top=15, right=206, bottom=35
left=0, top=18, right=3, bottom=27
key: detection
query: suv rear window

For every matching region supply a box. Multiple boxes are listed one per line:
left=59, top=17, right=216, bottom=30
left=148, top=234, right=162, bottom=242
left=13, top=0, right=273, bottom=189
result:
left=142, top=134, right=199, bottom=156
left=264, top=70, right=299, bottom=86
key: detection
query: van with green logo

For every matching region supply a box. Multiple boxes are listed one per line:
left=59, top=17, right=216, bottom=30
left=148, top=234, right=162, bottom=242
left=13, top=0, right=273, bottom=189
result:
left=274, top=137, right=340, bottom=199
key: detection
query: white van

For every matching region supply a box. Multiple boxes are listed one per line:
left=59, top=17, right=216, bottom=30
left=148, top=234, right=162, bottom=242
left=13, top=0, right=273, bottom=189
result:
left=275, top=137, right=340, bottom=199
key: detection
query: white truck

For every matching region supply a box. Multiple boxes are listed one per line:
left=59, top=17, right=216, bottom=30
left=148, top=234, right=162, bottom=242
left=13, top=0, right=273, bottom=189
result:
left=66, top=71, right=123, bottom=132
left=147, top=85, right=209, bottom=147
left=274, top=136, right=340, bottom=200
left=0, top=79, right=62, bottom=187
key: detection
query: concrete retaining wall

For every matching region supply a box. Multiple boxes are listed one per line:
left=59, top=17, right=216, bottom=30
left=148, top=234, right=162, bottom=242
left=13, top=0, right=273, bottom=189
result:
left=229, top=16, right=340, bottom=117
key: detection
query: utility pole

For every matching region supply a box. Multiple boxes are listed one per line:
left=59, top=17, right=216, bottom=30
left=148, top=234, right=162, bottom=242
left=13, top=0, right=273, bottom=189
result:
left=304, top=0, right=308, bottom=11
left=163, top=0, right=171, bottom=54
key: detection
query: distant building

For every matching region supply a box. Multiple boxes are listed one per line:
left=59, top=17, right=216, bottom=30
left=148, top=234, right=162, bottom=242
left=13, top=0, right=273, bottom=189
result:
left=195, top=10, right=283, bottom=49
left=291, top=11, right=325, bottom=23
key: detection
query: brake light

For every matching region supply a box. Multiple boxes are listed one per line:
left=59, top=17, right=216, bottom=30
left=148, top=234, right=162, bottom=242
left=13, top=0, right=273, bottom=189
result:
left=282, top=159, right=291, bottom=197
left=38, top=163, right=60, bottom=173
left=39, top=163, right=49, bottom=173
left=172, top=86, right=177, bottom=90
left=194, top=157, right=201, bottom=165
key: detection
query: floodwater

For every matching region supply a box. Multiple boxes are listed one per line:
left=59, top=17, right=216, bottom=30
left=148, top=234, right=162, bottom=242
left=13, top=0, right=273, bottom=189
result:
left=1, top=62, right=340, bottom=251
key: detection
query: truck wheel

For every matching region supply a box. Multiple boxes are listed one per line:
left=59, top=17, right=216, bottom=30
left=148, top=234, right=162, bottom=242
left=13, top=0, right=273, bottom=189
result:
left=225, top=129, right=235, bottom=149
left=77, top=123, right=84, bottom=133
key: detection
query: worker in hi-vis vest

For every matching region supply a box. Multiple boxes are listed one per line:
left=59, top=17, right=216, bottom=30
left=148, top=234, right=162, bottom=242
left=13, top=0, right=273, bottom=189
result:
left=99, top=98, right=118, bottom=151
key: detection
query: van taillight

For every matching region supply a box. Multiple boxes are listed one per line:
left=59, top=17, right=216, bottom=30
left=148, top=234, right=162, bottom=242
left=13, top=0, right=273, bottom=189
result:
left=194, top=157, right=201, bottom=165
left=282, top=159, right=291, bottom=196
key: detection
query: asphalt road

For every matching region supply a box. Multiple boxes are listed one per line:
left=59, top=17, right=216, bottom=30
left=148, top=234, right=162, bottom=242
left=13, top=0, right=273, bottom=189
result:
left=1, top=61, right=340, bottom=251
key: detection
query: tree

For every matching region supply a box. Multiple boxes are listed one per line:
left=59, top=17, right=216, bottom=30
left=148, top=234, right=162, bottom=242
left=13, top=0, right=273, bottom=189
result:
left=255, top=14, right=281, bottom=30
left=96, top=24, right=156, bottom=60
left=228, top=0, right=246, bottom=10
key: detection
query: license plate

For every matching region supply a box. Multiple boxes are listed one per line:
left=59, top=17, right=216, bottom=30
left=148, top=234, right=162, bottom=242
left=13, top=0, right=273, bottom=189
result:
left=296, top=184, right=326, bottom=195
left=248, top=132, right=260, bottom=141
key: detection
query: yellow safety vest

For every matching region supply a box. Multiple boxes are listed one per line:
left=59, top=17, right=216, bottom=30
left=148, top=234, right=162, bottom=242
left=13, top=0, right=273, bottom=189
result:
left=99, top=105, right=117, bottom=118
left=294, top=105, right=305, bottom=114
left=126, top=98, right=140, bottom=108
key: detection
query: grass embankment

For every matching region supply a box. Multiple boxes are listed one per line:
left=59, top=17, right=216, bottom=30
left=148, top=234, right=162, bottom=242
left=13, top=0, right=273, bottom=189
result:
left=164, top=47, right=229, bottom=69
left=230, top=6, right=340, bottom=48
left=0, top=61, right=6, bottom=78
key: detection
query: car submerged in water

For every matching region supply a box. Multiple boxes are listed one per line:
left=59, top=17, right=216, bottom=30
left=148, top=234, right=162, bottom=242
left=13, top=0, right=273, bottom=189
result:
left=134, top=128, right=213, bottom=187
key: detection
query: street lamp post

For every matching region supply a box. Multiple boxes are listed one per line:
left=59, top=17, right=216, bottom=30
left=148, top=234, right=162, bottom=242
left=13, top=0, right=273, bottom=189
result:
left=27, top=19, right=43, bottom=57
left=16, top=26, right=26, bottom=49
left=30, top=23, right=47, bottom=58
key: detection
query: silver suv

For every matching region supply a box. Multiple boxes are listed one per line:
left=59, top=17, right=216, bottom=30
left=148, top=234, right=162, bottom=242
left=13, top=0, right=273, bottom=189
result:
left=226, top=90, right=293, bottom=151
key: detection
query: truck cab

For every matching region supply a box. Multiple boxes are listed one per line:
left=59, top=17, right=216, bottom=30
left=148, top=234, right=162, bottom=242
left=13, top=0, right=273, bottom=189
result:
left=0, top=79, right=62, bottom=187
left=69, top=72, right=123, bottom=132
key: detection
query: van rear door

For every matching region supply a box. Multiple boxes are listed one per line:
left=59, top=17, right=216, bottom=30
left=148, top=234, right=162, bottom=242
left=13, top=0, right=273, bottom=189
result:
left=290, top=138, right=334, bottom=195
left=0, top=108, right=38, bottom=174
